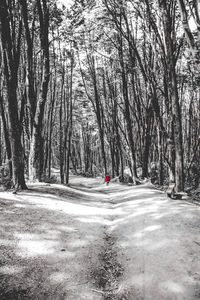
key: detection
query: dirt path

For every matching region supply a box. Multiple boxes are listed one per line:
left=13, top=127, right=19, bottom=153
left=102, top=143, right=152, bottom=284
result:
left=0, top=177, right=200, bottom=300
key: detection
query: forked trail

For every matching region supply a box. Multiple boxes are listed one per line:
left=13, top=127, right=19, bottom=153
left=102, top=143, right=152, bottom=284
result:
left=0, top=177, right=200, bottom=300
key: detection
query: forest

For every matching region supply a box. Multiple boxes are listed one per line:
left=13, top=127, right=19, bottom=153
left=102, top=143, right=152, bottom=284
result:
left=0, top=0, right=200, bottom=193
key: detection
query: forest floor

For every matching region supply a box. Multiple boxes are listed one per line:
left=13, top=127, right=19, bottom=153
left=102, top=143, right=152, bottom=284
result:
left=0, top=176, right=200, bottom=300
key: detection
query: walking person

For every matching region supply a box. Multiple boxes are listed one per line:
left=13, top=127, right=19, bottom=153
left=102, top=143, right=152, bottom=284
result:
left=105, top=173, right=110, bottom=186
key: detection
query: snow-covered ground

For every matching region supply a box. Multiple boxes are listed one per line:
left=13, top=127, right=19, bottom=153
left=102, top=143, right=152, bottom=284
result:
left=0, top=177, right=200, bottom=299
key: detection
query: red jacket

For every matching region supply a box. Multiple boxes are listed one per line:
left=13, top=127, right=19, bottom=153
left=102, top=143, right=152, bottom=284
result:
left=105, top=175, right=110, bottom=182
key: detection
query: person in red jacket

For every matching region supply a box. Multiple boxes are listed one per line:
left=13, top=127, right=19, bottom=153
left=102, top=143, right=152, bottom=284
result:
left=105, top=173, right=110, bottom=186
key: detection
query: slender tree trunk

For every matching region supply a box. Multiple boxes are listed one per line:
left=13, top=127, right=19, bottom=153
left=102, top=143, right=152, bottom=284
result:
left=157, top=126, right=164, bottom=185
left=110, top=141, right=115, bottom=178
left=59, top=95, right=64, bottom=184
left=92, top=65, right=107, bottom=174
left=65, top=121, right=72, bottom=184
left=142, top=133, right=151, bottom=178
left=171, top=64, right=184, bottom=191
left=29, top=0, right=50, bottom=181
left=80, top=126, right=85, bottom=173
left=142, top=108, right=153, bottom=178
left=48, top=82, right=56, bottom=179
left=66, top=49, right=74, bottom=184
left=118, top=33, right=137, bottom=181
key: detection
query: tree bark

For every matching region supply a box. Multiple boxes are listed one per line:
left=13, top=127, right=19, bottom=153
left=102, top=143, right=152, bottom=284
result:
left=118, top=32, right=137, bottom=181
left=0, top=94, right=12, bottom=175
left=159, top=0, right=184, bottom=192
left=0, top=0, right=27, bottom=189
left=66, top=48, right=74, bottom=184
left=29, top=0, right=50, bottom=181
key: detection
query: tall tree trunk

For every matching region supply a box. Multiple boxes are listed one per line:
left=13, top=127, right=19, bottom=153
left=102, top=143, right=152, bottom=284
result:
left=48, top=81, right=56, bottom=179
left=92, top=58, right=107, bottom=175
left=157, top=126, right=164, bottom=185
left=29, top=0, right=50, bottom=181
left=66, top=49, right=74, bottom=184
left=0, top=0, right=27, bottom=189
left=159, top=0, right=184, bottom=191
left=171, top=63, right=184, bottom=191
left=80, top=126, right=85, bottom=173
left=59, top=94, right=64, bottom=184
left=118, top=33, right=137, bottom=181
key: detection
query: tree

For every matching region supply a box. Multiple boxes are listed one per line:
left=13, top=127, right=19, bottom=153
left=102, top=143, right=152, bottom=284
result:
left=0, top=0, right=27, bottom=189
